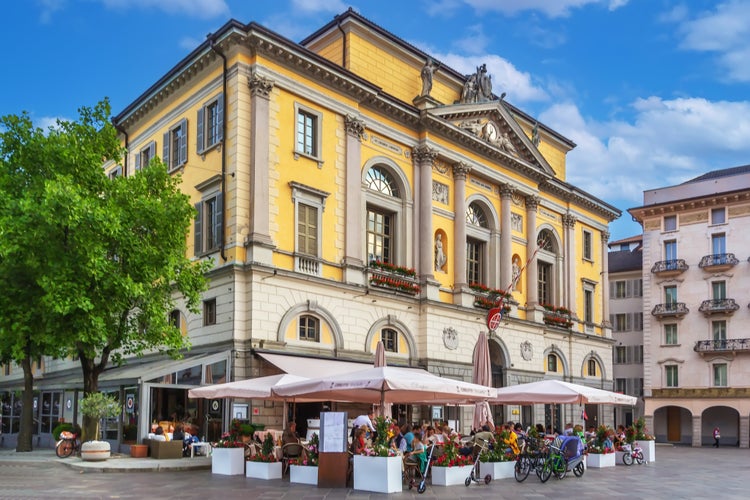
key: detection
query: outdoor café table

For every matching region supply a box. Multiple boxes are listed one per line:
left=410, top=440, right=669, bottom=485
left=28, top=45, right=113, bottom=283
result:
left=190, top=441, right=212, bottom=458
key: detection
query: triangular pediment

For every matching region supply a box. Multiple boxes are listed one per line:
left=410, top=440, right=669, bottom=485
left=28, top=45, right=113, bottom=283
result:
left=427, top=101, right=555, bottom=177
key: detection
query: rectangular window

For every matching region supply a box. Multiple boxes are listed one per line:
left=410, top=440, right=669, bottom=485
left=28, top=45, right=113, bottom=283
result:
left=634, top=279, right=643, bottom=297
left=382, top=328, right=398, bottom=353
left=194, top=193, right=223, bottom=255
left=712, top=320, right=727, bottom=341
left=634, top=312, right=643, bottom=331
left=614, top=280, right=627, bottom=299
left=615, top=314, right=627, bottom=332
left=587, top=359, right=596, bottom=376
left=297, top=204, right=318, bottom=256
left=615, top=378, right=627, bottom=394
left=664, top=324, right=678, bottom=345
left=712, top=281, right=726, bottom=300
left=615, top=346, right=627, bottom=364
left=134, top=141, right=156, bottom=171
left=633, top=345, right=643, bottom=364
left=367, top=208, right=392, bottom=264
left=582, top=229, right=593, bottom=260
left=665, top=365, right=678, bottom=387
left=197, top=94, right=223, bottom=153
left=295, top=105, right=322, bottom=159
left=547, top=354, right=558, bottom=372
left=203, top=298, right=216, bottom=326
left=169, top=310, right=181, bottom=329
left=664, top=240, right=677, bottom=261
left=583, top=288, right=593, bottom=323
left=713, top=364, right=727, bottom=387
left=711, top=233, right=726, bottom=256
left=163, top=118, right=188, bottom=171
left=466, top=239, right=483, bottom=285
left=109, top=165, right=122, bottom=179
left=664, top=215, right=677, bottom=232
left=299, top=315, right=319, bottom=342
left=665, top=285, right=677, bottom=305
left=711, top=208, right=725, bottom=225
left=538, top=262, right=552, bottom=304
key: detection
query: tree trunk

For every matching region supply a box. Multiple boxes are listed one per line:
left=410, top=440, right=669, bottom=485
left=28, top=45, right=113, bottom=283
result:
left=15, top=357, right=35, bottom=452
left=80, top=357, right=100, bottom=442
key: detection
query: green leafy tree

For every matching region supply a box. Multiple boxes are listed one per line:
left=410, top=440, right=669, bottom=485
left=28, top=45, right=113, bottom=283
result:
left=0, top=100, right=210, bottom=448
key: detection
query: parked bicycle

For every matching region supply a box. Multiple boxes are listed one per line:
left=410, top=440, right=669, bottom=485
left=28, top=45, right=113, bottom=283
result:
left=621, top=442, right=645, bottom=465
left=514, top=435, right=549, bottom=482
left=538, top=436, right=585, bottom=483
left=55, top=430, right=81, bottom=458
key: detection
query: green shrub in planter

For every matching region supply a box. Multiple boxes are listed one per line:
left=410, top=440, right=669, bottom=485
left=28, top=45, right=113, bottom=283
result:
left=52, top=422, right=74, bottom=441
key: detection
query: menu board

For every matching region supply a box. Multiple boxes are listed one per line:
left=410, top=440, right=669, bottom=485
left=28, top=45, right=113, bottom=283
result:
left=319, top=412, right=348, bottom=453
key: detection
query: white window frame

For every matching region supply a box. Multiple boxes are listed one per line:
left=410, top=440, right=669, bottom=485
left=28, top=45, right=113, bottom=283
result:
left=665, top=365, right=678, bottom=388
left=197, top=93, right=223, bottom=154
left=711, top=207, right=726, bottom=225
left=109, top=165, right=122, bottom=179
left=134, top=140, right=156, bottom=172
left=163, top=118, right=188, bottom=172
left=291, top=182, right=329, bottom=276
left=713, top=363, right=727, bottom=387
left=664, top=324, right=678, bottom=345
left=294, top=103, right=323, bottom=166
left=663, top=215, right=677, bottom=232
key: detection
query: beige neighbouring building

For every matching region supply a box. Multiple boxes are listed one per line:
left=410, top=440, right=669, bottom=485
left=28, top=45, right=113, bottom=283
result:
left=630, top=165, right=750, bottom=448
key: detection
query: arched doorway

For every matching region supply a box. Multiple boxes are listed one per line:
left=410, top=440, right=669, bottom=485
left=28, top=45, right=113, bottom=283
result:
left=654, top=405, right=692, bottom=444
left=489, top=338, right=507, bottom=425
left=702, top=406, right=739, bottom=447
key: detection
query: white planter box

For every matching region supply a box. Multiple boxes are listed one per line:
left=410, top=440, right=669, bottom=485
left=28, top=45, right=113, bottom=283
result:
left=246, top=461, right=282, bottom=480
left=586, top=452, right=615, bottom=468
left=353, top=455, right=402, bottom=493
left=480, top=460, right=515, bottom=480
left=290, top=465, right=318, bottom=485
left=80, top=441, right=111, bottom=461
left=615, top=451, right=628, bottom=465
left=211, top=448, right=245, bottom=475
left=432, top=465, right=472, bottom=486
left=639, top=440, right=655, bottom=463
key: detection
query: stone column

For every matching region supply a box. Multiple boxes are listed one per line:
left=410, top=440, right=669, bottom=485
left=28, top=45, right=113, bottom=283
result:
left=562, top=213, right=577, bottom=314
left=525, top=195, right=539, bottom=307
left=247, top=72, right=275, bottom=265
left=343, top=115, right=366, bottom=284
left=500, top=184, right=514, bottom=292
left=452, top=162, right=471, bottom=292
left=692, top=414, right=702, bottom=447
left=601, top=230, right=611, bottom=337
left=739, top=415, right=749, bottom=449
left=413, top=145, right=438, bottom=299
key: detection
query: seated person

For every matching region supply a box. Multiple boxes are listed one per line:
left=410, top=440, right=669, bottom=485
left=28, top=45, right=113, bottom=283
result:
left=390, top=428, right=407, bottom=454
left=150, top=426, right=167, bottom=442
left=172, top=424, right=185, bottom=442
left=283, top=421, right=301, bottom=445
left=350, top=427, right=367, bottom=456
left=402, top=424, right=415, bottom=452
left=404, top=434, right=425, bottom=470
left=459, top=425, right=494, bottom=456
left=503, top=424, right=520, bottom=455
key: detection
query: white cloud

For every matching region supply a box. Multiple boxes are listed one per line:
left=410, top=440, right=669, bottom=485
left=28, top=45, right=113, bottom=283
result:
left=99, top=0, right=229, bottom=18
left=435, top=53, right=549, bottom=103
left=453, top=24, right=490, bottom=55
left=179, top=36, right=203, bottom=51
left=290, top=0, right=349, bottom=13
left=674, top=0, right=750, bottom=82
left=38, top=0, right=66, bottom=24
left=462, top=0, right=628, bottom=18
left=539, top=97, right=750, bottom=205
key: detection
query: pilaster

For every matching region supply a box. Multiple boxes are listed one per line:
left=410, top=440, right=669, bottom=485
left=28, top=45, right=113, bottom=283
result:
left=413, top=144, right=439, bottom=300
left=500, top=184, right=514, bottom=291
left=343, top=115, right=366, bottom=284
left=692, top=414, right=702, bottom=447
left=525, top=195, right=541, bottom=320
left=562, top=213, right=577, bottom=313
left=452, top=162, right=471, bottom=305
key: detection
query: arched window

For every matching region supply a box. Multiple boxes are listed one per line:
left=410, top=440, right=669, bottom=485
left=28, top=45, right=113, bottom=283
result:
left=381, top=328, right=398, bottom=353
left=588, top=358, right=597, bottom=376
left=466, top=201, right=491, bottom=285
left=366, top=166, right=400, bottom=197
left=365, top=165, right=405, bottom=265
left=537, top=229, right=560, bottom=305
left=547, top=353, right=558, bottom=372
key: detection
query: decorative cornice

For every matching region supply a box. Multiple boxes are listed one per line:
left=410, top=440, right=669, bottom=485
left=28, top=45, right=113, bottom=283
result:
left=248, top=71, right=274, bottom=98
left=452, top=161, right=472, bottom=180
left=539, top=178, right=620, bottom=221
left=344, top=114, right=366, bottom=141
left=412, top=144, right=438, bottom=164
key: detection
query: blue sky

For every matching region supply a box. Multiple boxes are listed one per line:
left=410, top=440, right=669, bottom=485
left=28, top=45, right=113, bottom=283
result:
left=5, top=0, right=750, bottom=241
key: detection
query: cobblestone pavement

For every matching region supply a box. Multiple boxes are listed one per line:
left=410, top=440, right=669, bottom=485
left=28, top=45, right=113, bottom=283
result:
left=0, top=444, right=746, bottom=499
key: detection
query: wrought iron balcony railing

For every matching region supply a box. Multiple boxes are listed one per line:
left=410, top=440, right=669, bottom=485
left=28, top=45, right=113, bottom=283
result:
left=699, top=253, right=739, bottom=270
left=698, top=298, right=740, bottom=315
left=651, top=302, right=689, bottom=318
left=694, top=338, right=750, bottom=353
left=367, top=268, right=421, bottom=295
left=650, top=259, right=689, bottom=275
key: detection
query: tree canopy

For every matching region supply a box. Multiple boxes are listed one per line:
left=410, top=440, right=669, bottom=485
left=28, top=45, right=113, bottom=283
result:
left=0, top=99, right=210, bottom=447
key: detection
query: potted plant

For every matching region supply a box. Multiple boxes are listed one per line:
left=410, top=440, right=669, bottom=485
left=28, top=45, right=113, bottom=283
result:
left=246, top=432, right=281, bottom=479
left=78, top=392, right=120, bottom=461
left=632, top=417, right=656, bottom=462
left=290, top=433, right=319, bottom=485
left=229, top=419, right=254, bottom=444
left=353, top=416, right=402, bottom=493
left=586, top=425, right=616, bottom=468
left=211, top=432, right=245, bottom=475
left=431, top=440, right=474, bottom=486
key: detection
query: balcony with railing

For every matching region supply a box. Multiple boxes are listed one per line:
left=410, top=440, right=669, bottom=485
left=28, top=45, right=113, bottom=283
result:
left=367, top=261, right=421, bottom=296
left=651, top=302, right=689, bottom=318
left=469, top=283, right=512, bottom=312
left=295, top=254, right=321, bottom=276
left=698, top=298, right=740, bottom=316
left=650, top=259, right=689, bottom=277
left=698, top=253, right=739, bottom=272
left=541, top=305, right=573, bottom=328
left=694, top=338, right=750, bottom=354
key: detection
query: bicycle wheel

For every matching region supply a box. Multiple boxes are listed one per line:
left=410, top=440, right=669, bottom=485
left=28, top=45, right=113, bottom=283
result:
left=553, top=457, right=567, bottom=479
left=514, top=457, right=531, bottom=482
left=573, top=461, right=585, bottom=477
left=635, top=451, right=644, bottom=465
left=56, top=439, right=73, bottom=458
left=538, top=459, right=552, bottom=483
left=623, top=452, right=633, bottom=466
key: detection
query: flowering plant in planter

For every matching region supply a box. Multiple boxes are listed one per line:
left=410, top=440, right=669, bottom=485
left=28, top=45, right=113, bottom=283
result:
left=368, top=259, right=416, bottom=277
left=213, top=432, right=245, bottom=448
left=247, top=431, right=278, bottom=462
left=433, top=440, right=473, bottom=467
left=479, top=448, right=516, bottom=462
left=369, top=274, right=421, bottom=294
left=633, top=417, right=655, bottom=440
left=541, top=304, right=573, bottom=327
left=586, top=444, right=614, bottom=454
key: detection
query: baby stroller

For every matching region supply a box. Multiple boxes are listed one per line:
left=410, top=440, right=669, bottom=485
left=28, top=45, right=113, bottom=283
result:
left=464, top=438, right=492, bottom=487
left=539, top=435, right=585, bottom=482
left=406, top=443, right=439, bottom=494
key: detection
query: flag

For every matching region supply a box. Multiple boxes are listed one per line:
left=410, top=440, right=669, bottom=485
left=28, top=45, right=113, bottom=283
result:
left=581, top=409, right=588, bottom=421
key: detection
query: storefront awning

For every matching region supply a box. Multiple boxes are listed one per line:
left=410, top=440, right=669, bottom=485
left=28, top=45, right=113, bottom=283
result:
left=257, top=352, right=421, bottom=378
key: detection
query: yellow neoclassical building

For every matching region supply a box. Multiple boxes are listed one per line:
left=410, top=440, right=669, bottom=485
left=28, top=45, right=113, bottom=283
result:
left=0, top=10, right=620, bottom=448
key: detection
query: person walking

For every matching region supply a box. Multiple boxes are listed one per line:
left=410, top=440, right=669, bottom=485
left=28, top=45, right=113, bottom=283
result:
left=713, top=427, right=720, bottom=448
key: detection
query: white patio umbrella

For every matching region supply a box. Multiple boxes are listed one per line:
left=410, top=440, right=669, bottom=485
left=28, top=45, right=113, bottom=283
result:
left=187, top=373, right=308, bottom=400
left=471, top=332, right=494, bottom=431
left=272, top=366, right=495, bottom=408
left=491, top=379, right=637, bottom=406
